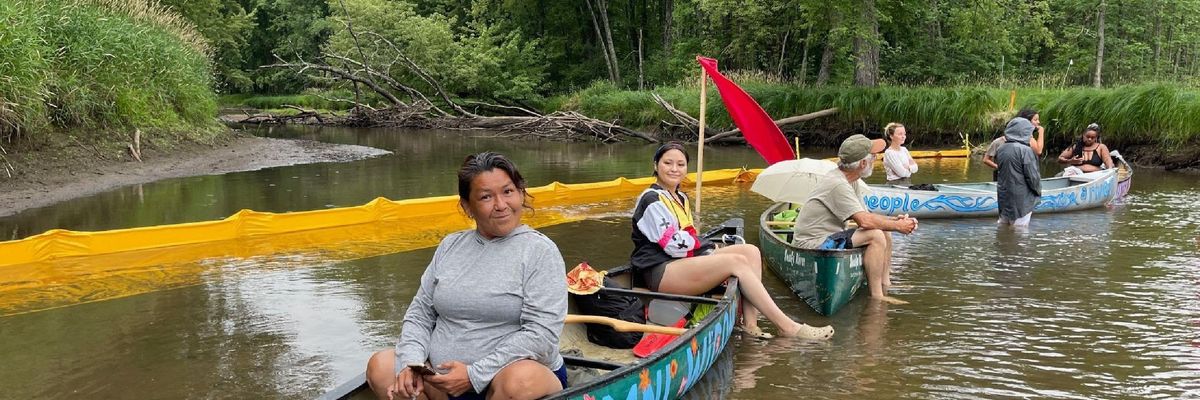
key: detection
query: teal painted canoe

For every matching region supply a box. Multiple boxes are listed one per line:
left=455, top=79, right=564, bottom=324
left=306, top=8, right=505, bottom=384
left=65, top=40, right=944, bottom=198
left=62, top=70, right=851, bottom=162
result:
left=759, top=203, right=865, bottom=316
left=320, top=220, right=745, bottom=400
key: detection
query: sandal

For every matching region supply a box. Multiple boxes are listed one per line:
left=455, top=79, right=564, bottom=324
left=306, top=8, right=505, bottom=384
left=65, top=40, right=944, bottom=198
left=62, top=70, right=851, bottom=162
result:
left=784, top=323, right=834, bottom=340
left=735, top=326, right=774, bottom=340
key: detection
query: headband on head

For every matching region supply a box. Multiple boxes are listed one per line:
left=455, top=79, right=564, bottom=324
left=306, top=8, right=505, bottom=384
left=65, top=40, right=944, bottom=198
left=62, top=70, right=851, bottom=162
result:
left=653, top=142, right=688, bottom=163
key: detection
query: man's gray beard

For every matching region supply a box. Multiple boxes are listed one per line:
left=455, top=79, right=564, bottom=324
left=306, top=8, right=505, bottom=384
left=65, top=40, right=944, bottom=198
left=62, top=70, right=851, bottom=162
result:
left=860, top=161, right=873, bottom=178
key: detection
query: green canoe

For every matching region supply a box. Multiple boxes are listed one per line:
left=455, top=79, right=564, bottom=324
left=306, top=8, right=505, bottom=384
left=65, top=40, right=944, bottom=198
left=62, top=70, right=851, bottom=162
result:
left=759, top=202, right=865, bottom=316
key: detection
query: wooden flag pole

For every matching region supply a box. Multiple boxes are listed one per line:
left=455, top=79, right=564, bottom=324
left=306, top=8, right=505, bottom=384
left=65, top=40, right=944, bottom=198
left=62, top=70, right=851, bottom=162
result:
left=695, top=65, right=708, bottom=220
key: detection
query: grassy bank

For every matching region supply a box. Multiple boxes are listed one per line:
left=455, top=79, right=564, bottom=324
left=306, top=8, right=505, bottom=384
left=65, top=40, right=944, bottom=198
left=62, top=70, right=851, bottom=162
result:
left=0, top=0, right=221, bottom=149
left=544, top=79, right=1200, bottom=150
left=219, top=89, right=371, bottom=112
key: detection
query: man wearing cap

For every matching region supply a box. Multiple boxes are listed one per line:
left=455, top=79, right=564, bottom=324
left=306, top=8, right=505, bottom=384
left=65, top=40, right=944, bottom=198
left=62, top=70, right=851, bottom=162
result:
left=791, top=134, right=918, bottom=304
left=994, top=116, right=1042, bottom=226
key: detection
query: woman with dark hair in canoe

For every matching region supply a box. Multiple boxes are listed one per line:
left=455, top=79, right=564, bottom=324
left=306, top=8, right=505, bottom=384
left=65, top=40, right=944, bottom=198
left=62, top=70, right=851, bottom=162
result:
left=365, top=152, right=567, bottom=400
left=629, top=141, right=834, bottom=340
left=984, top=108, right=1045, bottom=180
left=1057, top=123, right=1114, bottom=176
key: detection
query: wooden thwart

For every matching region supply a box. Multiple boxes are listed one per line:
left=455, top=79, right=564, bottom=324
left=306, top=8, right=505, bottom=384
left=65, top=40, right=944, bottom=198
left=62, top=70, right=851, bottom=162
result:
left=565, top=314, right=686, bottom=335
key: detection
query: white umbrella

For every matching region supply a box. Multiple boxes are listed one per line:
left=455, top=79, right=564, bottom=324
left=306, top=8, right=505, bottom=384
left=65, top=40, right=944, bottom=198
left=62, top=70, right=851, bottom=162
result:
left=750, top=158, right=837, bottom=203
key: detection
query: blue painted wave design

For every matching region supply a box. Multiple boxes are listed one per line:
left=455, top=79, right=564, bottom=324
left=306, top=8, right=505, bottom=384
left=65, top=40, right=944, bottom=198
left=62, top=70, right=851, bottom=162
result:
left=1035, top=174, right=1115, bottom=211
left=864, top=193, right=998, bottom=215
left=864, top=174, right=1116, bottom=215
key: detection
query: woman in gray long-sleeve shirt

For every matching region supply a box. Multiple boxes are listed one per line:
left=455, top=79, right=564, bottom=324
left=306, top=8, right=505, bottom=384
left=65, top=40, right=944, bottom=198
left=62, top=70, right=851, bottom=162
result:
left=366, top=152, right=568, bottom=400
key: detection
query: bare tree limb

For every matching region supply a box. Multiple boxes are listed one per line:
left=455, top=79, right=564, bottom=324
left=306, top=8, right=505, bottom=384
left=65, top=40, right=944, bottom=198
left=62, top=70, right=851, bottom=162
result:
left=704, top=107, right=839, bottom=143
left=262, top=57, right=406, bottom=106
left=362, top=31, right=477, bottom=117
left=651, top=93, right=711, bottom=138
left=335, top=0, right=383, bottom=108
left=322, top=53, right=448, bottom=116
left=312, top=93, right=377, bottom=111
left=462, top=100, right=542, bottom=117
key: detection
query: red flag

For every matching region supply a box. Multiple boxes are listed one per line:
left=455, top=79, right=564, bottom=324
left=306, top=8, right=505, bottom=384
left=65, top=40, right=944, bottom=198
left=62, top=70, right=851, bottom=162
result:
left=696, top=56, right=794, bottom=165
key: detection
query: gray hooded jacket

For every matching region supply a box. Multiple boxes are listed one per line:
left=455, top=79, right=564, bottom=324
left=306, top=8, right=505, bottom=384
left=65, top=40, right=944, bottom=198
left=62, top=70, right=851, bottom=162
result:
left=394, top=225, right=566, bottom=393
left=995, top=117, right=1042, bottom=220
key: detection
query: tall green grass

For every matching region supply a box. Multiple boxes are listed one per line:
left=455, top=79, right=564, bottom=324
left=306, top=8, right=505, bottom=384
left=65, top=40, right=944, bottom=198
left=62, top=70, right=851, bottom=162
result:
left=0, top=0, right=219, bottom=144
left=220, top=89, right=377, bottom=111
left=547, top=80, right=1200, bottom=149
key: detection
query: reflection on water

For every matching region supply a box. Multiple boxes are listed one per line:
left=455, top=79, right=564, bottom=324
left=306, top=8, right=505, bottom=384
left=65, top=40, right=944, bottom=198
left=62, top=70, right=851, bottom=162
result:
left=0, top=127, right=773, bottom=240
left=0, top=126, right=1198, bottom=398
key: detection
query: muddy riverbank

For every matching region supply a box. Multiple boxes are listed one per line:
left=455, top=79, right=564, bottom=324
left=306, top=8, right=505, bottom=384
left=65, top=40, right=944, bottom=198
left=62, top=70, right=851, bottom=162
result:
left=0, top=133, right=389, bottom=218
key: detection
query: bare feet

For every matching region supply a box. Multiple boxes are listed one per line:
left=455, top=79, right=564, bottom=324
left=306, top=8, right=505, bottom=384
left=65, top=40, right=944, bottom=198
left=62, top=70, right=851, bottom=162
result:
left=875, top=295, right=909, bottom=305
left=780, top=323, right=834, bottom=339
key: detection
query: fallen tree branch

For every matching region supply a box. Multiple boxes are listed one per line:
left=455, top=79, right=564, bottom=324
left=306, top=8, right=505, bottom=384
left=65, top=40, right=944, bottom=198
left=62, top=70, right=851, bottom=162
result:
left=262, top=57, right=406, bottom=107
left=335, top=0, right=385, bottom=110
left=652, top=93, right=708, bottom=138
left=704, top=107, right=839, bottom=143
left=281, top=105, right=330, bottom=124
left=312, top=93, right=377, bottom=111
left=462, top=100, right=542, bottom=117
left=323, top=53, right=448, bottom=117
left=363, top=31, right=477, bottom=117
left=227, top=106, right=339, bottom=125
left=429, top=111, right=655, bottom=143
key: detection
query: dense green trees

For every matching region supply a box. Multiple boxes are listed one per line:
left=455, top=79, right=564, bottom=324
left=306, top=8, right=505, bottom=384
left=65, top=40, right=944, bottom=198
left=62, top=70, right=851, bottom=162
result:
left=158, top=0, right=332, bottom=93
left=154, top=0, right=1200, bottom=100
left=8, top=0, right=1200, bottom=145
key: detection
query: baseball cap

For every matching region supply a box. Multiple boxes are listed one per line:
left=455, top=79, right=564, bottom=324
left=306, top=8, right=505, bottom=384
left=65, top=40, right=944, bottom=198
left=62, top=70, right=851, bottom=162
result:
left=838, top=134, right=886, bottom=163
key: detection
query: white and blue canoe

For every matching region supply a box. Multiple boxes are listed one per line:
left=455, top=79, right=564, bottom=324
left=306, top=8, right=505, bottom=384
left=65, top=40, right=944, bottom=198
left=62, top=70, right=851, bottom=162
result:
left=862, top=166, right=1129, bottom=219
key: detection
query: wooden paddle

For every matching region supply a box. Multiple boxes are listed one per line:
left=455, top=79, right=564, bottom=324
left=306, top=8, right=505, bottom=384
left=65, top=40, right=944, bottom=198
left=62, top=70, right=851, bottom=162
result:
left=565, top=315, right=686, bottom=335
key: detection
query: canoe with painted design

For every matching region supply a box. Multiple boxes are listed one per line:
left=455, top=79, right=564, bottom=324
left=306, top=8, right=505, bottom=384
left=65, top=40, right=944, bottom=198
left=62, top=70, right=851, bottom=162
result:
left=862, top=167, right=1121, bottom=219
left=759, top=202, right=866, bottom=316
left=318, top=220, right=745, bottom=400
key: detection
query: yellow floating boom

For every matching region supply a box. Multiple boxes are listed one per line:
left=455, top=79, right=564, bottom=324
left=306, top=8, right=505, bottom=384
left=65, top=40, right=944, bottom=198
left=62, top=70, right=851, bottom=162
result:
left=0, top=169, right=754, bottom=316
left=0, top=169, right=753, bottom=267
left=822, top=147, right=970, bottom=163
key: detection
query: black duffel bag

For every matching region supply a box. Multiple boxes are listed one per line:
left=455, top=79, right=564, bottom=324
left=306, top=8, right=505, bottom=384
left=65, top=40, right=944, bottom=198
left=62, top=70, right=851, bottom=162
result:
left=571, top=276, right=644, bottom=348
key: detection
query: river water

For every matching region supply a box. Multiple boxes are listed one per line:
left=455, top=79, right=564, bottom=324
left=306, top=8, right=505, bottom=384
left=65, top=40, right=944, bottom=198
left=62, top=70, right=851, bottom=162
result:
left=0, top=126, right=1196, bottom=398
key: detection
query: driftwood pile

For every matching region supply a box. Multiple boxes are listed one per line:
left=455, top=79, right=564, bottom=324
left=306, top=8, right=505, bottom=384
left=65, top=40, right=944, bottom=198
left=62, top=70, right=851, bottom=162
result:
left=232, top=105, right=336, bottom=125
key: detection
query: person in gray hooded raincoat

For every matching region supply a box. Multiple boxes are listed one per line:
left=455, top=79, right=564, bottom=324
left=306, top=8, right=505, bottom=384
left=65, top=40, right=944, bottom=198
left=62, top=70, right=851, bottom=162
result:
left=995, top=116, right=1042, bottom=226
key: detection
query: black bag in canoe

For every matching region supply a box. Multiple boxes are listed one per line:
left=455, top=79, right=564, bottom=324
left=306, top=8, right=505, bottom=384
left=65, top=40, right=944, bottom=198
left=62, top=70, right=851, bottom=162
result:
left=571, top=276, right=644, bottom=348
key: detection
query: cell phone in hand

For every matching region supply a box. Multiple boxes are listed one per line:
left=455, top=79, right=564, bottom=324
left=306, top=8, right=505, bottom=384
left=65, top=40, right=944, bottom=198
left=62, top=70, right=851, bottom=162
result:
left=407, top=364, right=440, bottom=376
